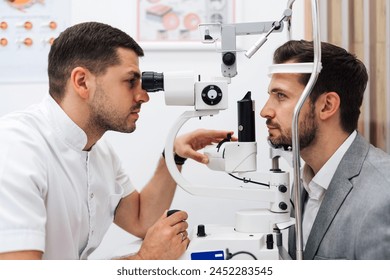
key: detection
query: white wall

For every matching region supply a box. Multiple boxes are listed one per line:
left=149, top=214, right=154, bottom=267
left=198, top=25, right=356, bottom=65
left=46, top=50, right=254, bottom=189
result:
left=0, top=0, right=305, bottom=259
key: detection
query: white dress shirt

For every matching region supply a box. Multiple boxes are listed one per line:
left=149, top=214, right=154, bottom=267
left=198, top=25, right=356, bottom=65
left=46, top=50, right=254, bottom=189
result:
left=0, top=95, right=135, bottom=259
left=301, top=131, right=357, bottom=249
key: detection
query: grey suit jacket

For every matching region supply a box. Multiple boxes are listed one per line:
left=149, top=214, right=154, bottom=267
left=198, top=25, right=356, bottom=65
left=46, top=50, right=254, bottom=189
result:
left=289, top=133, right=390, bottom=259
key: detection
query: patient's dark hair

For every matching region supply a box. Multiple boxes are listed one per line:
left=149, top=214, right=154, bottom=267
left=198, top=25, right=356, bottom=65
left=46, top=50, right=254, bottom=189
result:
left=273, top=40, right=368, bottom=133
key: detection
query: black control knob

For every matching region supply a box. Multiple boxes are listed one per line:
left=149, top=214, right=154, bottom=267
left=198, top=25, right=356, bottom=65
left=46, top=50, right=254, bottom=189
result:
left=201, top=85, right=223, bottom=106
left=278, top=185, right=287, bottom=193
left=266, top=234, right=274, bottom=249
left=197, top=224, right=207, bottom=237
left=167, top=209, right=180, bottom=217
left=279, top=202, right=288, bottom=211
left=222, top=52, right=236, bottom=66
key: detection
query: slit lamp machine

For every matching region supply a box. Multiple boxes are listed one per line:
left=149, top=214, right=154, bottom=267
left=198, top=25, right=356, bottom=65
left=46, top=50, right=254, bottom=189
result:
left=141, top=0, right=322, bottom=260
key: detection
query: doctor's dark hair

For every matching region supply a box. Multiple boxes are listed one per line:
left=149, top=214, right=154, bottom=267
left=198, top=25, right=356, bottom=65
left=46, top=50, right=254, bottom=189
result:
left=48, top=21, right=144, bottom=101
left=273, top=40, right=368, bottom=133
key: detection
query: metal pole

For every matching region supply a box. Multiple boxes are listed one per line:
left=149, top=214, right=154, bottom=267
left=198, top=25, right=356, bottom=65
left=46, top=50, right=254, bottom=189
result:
left=386, top=0, right=390, bottom=152
left=292, top=0, right=321, bottom=260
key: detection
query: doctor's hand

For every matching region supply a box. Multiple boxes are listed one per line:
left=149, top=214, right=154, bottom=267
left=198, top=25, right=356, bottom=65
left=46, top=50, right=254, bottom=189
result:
left=135, top=210, right=189, bottom=260
left=174, top=129, right=236, bottom=164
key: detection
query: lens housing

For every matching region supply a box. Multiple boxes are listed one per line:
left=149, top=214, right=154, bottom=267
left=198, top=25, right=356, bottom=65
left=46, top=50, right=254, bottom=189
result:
left=142, top=71, right=164, bottom=92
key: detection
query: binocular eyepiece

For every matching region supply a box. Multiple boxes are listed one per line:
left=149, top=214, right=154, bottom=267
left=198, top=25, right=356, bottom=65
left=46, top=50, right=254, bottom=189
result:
left=141, top=71, right=164, bottom=92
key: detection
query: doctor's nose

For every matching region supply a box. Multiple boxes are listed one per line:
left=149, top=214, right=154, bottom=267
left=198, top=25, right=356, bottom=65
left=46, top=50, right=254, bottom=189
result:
left=136, top=86, right=150, bottom=104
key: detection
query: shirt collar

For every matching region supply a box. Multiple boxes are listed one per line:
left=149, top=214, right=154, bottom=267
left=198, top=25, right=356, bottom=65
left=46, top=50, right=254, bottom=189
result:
left=303, top=130, right=357, bottom=198
left=41, top=95, right=88, bottom=151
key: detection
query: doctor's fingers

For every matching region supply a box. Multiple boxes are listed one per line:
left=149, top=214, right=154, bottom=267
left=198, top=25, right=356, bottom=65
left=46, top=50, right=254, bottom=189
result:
left=172, top=220, right=188, bottom=234
left=165, top=210, right=188, bottom=225
left=185, top=150, right=209, bottom=164
left=176, top=230, right=189, bottom=244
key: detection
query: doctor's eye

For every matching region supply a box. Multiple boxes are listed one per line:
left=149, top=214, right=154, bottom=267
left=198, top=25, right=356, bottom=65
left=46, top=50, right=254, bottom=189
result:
left=128, top=78, right=140, bottom=88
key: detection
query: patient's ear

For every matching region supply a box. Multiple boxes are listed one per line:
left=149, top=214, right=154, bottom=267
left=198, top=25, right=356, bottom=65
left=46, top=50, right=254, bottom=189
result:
left=317, top=91, right=340, bottom=120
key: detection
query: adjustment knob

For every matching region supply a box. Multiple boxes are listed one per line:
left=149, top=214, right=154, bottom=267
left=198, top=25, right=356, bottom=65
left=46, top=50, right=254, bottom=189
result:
left=222, top=52, right=236, bottom=66
left=197, top=224, right=206, bottom=237
left=266, top=234, right=274, bottom=249
left=167, top=209, right=180, bottom=217
left=279, top=202, right=288, bottom=211
left=201, top=85, right=222, bottom=106
left=278, top=185, right=287, bottom=193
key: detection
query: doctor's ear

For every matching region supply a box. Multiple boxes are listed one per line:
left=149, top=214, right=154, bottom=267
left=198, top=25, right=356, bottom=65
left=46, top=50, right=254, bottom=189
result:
left=70, top=67, right=95, bottom=99
left=317, top=91, right=340, bottom=120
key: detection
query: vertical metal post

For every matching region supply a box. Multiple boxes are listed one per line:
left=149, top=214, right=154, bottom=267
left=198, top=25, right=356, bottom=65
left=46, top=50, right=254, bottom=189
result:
left=319, top=0, right=328, bottom=42
left=286, top=0, right=296, bottom=40
left=386, top=0, right=390, bottom=152
left=292, top=0, right=321, bottom=260
left=341, top=0, right=350, bottom=50
left=363, top=0, right=371, bottom=141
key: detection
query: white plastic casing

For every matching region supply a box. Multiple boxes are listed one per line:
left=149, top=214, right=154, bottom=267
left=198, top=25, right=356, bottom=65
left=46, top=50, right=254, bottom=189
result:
left=235, top=209, right=290, bottom=233
left=195, top=80, right=229, bottom=110
left=164, top=71, right=195, bottom=106
left=268, top=62, right=318, bottom=76
left=204, top=142, right=257, bottom=173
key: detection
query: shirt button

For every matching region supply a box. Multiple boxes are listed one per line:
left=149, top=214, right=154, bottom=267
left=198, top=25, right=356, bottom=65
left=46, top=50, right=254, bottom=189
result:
left=90, top=193, right=94, bottom=199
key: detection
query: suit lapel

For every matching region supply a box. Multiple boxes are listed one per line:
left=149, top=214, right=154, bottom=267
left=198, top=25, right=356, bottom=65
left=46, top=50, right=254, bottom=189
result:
left=303, top=177, right=353, bottom=259
left=304, top=134, right=369, bottom=259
